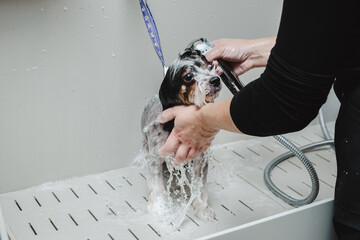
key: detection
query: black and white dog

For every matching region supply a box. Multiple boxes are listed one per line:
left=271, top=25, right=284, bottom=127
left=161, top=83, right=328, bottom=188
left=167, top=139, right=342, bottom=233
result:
left=138, top=48, right=222, bottom=222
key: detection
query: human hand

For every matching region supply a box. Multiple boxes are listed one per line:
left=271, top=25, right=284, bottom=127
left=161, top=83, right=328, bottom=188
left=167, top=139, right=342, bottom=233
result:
left=205, top=37, right=276, bottom=75
left=158, top=105, right=219, bottom=164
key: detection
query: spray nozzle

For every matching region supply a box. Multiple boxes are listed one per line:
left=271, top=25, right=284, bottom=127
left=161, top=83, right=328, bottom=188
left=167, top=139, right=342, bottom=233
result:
left=187, top=38, right=244, bottom=95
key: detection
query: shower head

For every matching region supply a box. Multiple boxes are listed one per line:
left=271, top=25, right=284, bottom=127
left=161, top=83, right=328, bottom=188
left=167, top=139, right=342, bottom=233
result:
left=187, top=38, right=244, bottom=95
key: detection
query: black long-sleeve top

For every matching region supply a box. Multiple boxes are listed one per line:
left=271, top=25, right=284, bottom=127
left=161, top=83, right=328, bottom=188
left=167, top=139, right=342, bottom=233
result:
left=230, top=0, right=360, bottom=136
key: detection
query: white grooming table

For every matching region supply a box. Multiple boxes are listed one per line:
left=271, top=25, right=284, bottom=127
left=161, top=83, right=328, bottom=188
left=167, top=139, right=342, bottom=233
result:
left=0, top=123, right=337, bottom=240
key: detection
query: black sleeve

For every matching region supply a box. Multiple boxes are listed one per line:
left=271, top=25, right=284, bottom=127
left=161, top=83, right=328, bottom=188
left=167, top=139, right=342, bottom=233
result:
left=229, top=0, right=336, bottom=136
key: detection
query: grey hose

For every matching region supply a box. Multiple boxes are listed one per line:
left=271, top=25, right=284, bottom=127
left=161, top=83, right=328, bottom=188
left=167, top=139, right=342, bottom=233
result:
left=319, top=108, right=333, bottom=141
left=264, top=108, right=335, bottom=207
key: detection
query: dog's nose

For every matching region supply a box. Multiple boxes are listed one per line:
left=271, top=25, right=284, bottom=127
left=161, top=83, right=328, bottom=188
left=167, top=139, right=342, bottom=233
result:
left=209, top=76, right=220, bottom=87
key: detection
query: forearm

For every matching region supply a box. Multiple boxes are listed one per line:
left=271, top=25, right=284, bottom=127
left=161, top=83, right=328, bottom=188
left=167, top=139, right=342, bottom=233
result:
left=230, top=51, right=335, bottom=136
left=199, top=98, right=241, bottom=133
left=246, top=37, right=276, bottom=68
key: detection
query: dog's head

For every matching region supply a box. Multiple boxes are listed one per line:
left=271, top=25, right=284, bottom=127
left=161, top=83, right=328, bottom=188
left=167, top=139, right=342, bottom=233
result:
left=159, top=48, right=222, bottom=111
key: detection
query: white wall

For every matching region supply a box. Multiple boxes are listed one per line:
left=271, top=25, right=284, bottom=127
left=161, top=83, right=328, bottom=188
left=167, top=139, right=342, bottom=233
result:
left=0, top=0, right=338, bottom=193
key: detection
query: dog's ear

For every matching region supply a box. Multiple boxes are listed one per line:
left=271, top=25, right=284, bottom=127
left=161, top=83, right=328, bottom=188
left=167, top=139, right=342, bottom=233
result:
left=159, top=69, right=182, bottom=111
left=159, top=69, right=183, bottom=132
left=179, top=48, right=202, bottom=60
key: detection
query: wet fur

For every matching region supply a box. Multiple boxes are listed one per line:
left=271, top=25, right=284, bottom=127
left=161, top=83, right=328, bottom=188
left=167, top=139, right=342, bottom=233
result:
left=140, top=49, right=221, bottom=221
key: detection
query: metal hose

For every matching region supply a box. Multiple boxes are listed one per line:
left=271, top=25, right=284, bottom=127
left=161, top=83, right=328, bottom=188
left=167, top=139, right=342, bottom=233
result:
left=319, top=110, right=332, bottom=140
left=264, top=108, right=335, bottom=207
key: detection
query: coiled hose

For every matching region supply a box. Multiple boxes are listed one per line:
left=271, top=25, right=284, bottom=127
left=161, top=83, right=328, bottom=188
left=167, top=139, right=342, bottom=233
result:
left=264, top=107, right=335, bottom=207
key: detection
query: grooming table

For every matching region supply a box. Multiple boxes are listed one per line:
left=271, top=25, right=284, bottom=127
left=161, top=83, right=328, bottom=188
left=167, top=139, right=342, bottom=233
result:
left=0, top=123, right=337, bottom=240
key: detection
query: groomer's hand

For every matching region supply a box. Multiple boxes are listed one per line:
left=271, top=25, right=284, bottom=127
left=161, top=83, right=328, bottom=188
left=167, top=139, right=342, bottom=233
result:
left=205, top=37, right=276, bottom=75
left=158, top=105, right=219, bottom=164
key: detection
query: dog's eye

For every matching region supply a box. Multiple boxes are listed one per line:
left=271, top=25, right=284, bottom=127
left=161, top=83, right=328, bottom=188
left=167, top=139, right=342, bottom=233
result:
left=183, top=73, right=194, bottom=82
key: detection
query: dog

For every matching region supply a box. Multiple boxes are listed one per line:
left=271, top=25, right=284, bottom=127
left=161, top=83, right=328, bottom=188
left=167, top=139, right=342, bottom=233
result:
left=138, top=47, right=222, bottom=224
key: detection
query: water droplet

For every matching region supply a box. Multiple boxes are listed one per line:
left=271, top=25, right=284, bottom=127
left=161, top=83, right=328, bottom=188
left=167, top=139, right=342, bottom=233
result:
left=40, top=7, right=45, bottom=12
left=42, top=49, right=46, bottom=54
left=111, top=51, right=116, bottom=58
left=104, top=16, right=108, bottom=20
left=26, top=67, right=38, bottom=72
left=64, top=6, right=68, bottom=11
left=90, top=25, right=94, bottom=29
left=101, top=6, right=105, bottom=11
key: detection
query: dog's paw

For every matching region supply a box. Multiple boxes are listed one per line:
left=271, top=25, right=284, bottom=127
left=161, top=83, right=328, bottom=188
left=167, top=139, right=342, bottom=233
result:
left=146, top=197, right=168, bottom=216
left=195, top=206, right=215, bottom=221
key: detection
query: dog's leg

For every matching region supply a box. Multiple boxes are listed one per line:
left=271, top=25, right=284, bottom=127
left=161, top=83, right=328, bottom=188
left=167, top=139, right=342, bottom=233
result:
left=146, top=159, right=168, bottom=216
left=191, top=155, right=215, bottom=221
left=192, top=182, right=214, bottom=221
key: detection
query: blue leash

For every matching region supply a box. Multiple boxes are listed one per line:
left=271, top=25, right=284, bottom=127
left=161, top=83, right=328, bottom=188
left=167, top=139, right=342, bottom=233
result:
left=139, top=0, right=167, bottom=73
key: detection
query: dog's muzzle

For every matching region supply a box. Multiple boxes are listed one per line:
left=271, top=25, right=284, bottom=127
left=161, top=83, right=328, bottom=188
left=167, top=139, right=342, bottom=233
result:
left=209, top=76, right=221, bottom=87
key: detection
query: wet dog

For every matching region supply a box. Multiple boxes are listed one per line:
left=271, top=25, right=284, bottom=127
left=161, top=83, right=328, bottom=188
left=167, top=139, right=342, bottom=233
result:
left=138, top=48, right=222, bottom=223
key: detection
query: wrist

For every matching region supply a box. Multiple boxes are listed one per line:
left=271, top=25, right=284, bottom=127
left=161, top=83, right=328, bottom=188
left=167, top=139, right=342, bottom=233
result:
left=199, top=103, right=220, bottom=134
left=199, top=98, right=241, bottom=133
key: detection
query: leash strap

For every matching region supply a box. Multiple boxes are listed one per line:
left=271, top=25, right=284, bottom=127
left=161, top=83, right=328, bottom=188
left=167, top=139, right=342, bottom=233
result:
left=139, top=0, right=166, bottom=68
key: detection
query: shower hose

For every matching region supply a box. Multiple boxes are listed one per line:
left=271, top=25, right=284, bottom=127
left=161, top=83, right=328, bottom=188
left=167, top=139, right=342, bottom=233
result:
left=264, top=108, right=335, bottom=207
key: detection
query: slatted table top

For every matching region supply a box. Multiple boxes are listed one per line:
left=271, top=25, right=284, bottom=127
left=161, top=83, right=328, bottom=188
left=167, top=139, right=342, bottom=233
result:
left=0, top=123, right=336, bottom=240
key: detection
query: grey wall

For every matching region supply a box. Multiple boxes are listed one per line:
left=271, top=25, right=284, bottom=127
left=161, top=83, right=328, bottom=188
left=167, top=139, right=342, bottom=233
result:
left=0, top=0, right=339, bottom=193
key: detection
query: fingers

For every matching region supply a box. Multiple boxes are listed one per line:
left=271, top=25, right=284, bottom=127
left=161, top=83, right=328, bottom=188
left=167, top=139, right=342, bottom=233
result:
left=205, top=46, right=224, bottom=62
left=177, top=141, right=211, bottom=164
left=159, top=133, right=201, bottom=165
left=159, top=107, right=178, bottom=124
left=159, top=131, right=180, bottom=156
left=160, top=136, right=210, bottom=165
left=232, top=62, right=247, bottom=76
left=157, top=104, right=215, bottom=164
left=187, top=147, right=199, bottom=161
left=212, top=60, right=223, bottom=76
left=233, top=60, right=253, bottom=76
left=173, top=144, right=190, bottom=164
left=159, top=137, right=196, bottom=165
left=205, top=38, right=230, bottom=62
left=199, top=141, right=211, bottom=154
